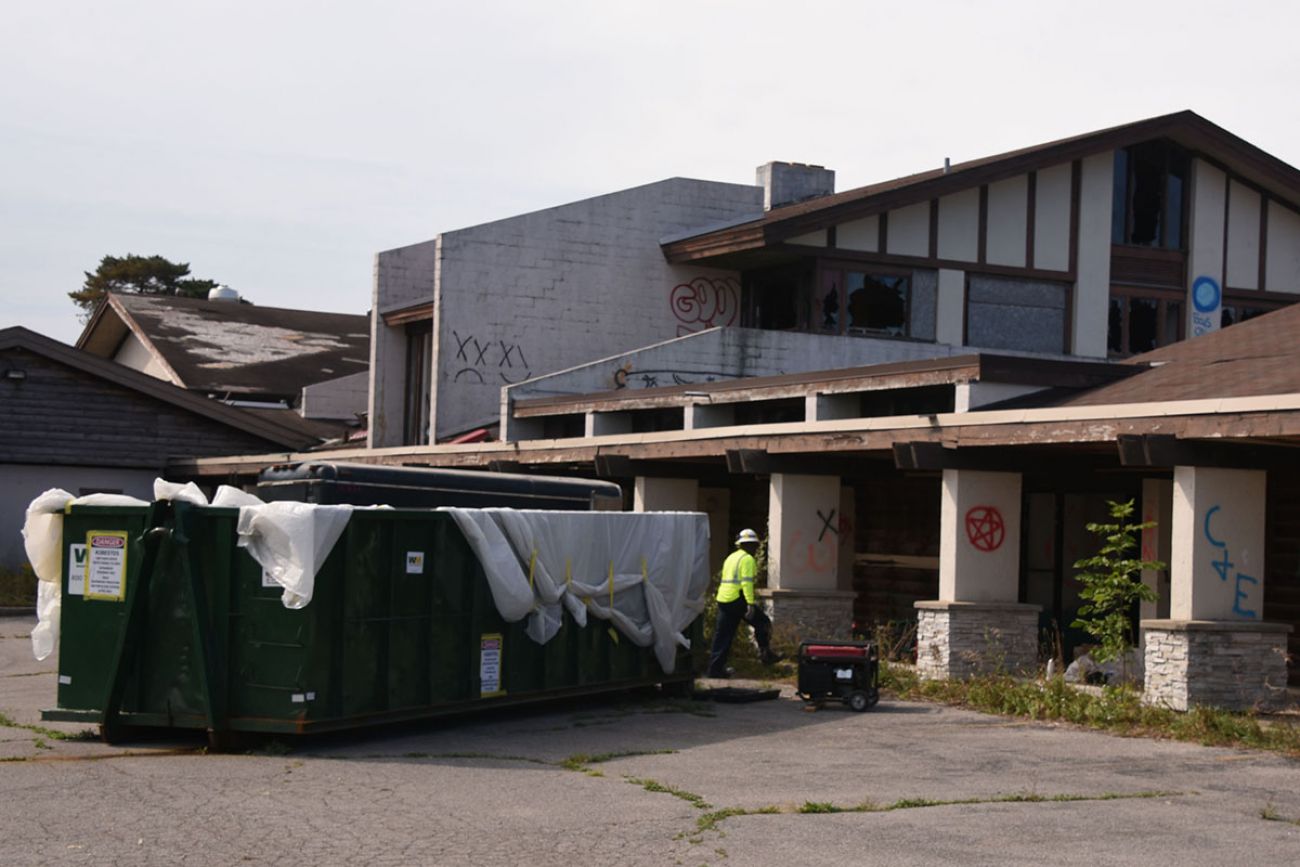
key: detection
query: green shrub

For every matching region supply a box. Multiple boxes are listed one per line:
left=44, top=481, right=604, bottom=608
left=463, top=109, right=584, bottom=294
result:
left=0, top=564, right=38, bottom=607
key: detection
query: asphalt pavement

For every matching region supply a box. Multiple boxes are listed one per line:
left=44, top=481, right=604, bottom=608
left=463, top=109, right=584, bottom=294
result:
left=2, top=613, right=1298, bottom=866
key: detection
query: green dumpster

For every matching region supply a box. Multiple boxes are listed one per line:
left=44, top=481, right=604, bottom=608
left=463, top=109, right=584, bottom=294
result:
left=44, top=502, right=706, bottom=748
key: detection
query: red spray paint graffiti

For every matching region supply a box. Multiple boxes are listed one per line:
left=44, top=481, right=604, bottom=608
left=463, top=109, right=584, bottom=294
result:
left=965, top=506, right=1005, bottom=552
left=670, top=277, right=740, bottom=336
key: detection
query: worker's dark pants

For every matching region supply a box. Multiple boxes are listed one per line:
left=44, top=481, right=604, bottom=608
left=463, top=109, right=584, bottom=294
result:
left=707, top=598, right=773, bottom=676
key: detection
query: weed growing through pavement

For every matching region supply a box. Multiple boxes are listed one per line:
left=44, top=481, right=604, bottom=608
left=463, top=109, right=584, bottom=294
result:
left=880, top=664, right=1300, bottom=757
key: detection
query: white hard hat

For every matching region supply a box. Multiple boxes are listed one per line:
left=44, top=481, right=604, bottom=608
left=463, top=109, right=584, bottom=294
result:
left=735, top=528, right=760, bottom=545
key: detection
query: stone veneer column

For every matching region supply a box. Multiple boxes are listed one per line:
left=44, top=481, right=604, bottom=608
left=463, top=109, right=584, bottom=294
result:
left=763, top=474, right=854, bottom=640
left=1143, top=467, right=1290, bottom=710
left=915, top=469, right=1040, bottom=679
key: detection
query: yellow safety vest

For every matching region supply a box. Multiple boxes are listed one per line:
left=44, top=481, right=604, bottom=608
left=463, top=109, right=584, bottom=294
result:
left=717, top=548, right=757, bottom=604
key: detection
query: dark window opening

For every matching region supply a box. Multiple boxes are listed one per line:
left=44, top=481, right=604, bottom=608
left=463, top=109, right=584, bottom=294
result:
left=1107, top=287, right=1182, bottom=357
left=744, top=265, right=811, bottom=331
left=541, top=414, right=585, bottom=439
left=733, top=397, right=805, bottom=426
left=858, top=385, right=954, bottom=417
left=629, top=407, right=685, bottom=433
left=847, top=272, right=909, bottom=335
left=403, top=320, right=433, bottom=445
left=1111, top=140, right=1189, bottom=250
left=743, top=262, right=912, bottom=339
left=1222, top=304, right=1276, bottom=328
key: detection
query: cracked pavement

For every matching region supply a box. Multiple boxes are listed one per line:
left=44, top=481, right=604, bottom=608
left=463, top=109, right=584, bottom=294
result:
left=2, top=613, right=1299, bottom=865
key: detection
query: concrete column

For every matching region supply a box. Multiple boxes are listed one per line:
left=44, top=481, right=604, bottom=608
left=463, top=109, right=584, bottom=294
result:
left=1169, top=466, right=1265, bottom=621
left=936, top=268, right=965, bottom=346
left=1072, top=152, right=1113, bottom=358
left=938, top=469, right=1022, bottom=602
left=764, top=473, right=854, bottom=640
left=1143, top=466, right=1288, bottom=710
left=633, top=477, right=698, bottom=513
left=916, top=469, right=1039, bottom=679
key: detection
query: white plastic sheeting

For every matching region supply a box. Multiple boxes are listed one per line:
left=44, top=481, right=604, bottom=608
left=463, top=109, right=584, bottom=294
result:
left=443, top=509, right=710, bottom=674
left=233, top=500, right=352, bottom=610
left=147, top=482, right=353, bottom=610
left=23, top=488, right=149, bottom=661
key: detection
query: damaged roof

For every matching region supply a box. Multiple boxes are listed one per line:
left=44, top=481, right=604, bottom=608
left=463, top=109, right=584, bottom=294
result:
left=664, top=110, right=1300, bottom=263
left=1056, top=303, right=1300, bottom=407
left=77, top=293, right=370, bottom=397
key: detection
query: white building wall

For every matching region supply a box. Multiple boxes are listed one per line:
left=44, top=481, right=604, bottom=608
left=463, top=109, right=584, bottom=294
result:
left=428, top=178, right=762, bottom=439
left=1072, top=153, right=1113, bottom=358
left=1226, top=180, right=1262, bottom=290
left=1265, top=201, right=1300, bottom=293
left=0, top=465, right=156, bottom=570
left=369, top=239, right=439, bottom=447
left=887, top=201, right=930, bottom=257
left=937, top=189, right=979, bottom=262
left=935, top=268, right=965, bottom=346
left=1186, top=160, right=1227, bottom=340
left=985, top=175, right=1029, bottom=268
left=113, top=333, right=173, bottom=382
left=300, top=371, right=368, bottom=421
left=1033, top=163, right=1072, bottom=272
left=837, top=215, right=878, bottom=252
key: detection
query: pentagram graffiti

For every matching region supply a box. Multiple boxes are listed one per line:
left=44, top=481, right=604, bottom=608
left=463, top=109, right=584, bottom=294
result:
left=965, top=505, right=1005, bottom=552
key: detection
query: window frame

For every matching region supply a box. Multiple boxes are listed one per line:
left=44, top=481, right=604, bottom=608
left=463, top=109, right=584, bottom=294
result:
left=816, top=260, right=914, bottom=339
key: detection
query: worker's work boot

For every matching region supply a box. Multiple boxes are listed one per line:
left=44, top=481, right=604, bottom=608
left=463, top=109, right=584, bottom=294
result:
left=760, top=649, right=784, bottom=666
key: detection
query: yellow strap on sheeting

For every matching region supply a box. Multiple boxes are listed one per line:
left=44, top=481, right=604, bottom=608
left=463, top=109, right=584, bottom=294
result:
left=641, top=557, right=647, bottom=583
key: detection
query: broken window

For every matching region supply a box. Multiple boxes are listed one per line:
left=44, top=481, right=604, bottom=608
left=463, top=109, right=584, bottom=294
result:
left=1112, top=140, right=1188, bottom=249
left=1107, top=287, right=1182, bottom=357
left=818, top=264, right=911, bottom=338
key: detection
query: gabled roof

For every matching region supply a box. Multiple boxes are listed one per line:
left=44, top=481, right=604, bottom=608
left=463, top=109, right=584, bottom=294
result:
left=664, top=110, right=1300, bottom=263
left=1056, top=303, right=1300, bottom=407
left=77, top=293, right=369, bottom=397
left=0, top=326, right=320, bottom=450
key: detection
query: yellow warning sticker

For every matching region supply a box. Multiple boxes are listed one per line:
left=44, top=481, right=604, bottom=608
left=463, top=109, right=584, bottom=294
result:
left=85, top=531, right=129, bottom=601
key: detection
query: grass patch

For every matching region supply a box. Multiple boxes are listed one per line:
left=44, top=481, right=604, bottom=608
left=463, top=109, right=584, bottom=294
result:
left=560, top=748, right=676, bottom=774
left=880, top=663, right=1300, bottom=757
left=627, top=776, right=712, bottom=810
left=0, top=565, right=37, bottom=607
left=0, top=712, right=97, bottom=742
left=694, top=790, right=1175, bottom=834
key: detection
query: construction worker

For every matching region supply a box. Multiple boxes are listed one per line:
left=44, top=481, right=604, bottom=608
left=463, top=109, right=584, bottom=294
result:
left=707, top=529, right=782, bottom=678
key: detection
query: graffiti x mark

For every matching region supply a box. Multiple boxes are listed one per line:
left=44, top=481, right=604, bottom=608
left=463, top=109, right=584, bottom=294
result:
left=816, top=508, right=838, bottom=542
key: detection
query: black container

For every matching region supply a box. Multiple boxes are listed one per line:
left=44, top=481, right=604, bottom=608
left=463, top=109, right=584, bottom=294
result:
left=257, top=461, right=623, bottom=510
left=796, top=640, right=880, bottom=712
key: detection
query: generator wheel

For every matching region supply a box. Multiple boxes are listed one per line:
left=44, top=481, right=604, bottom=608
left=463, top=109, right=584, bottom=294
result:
left=847, top=690, right=870, bottom=713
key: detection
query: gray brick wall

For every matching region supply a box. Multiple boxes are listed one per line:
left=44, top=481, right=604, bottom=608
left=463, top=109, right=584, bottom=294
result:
left=1143, top=622, right=1291, bottom=711
left=915, top=603, right=1040, bottom=680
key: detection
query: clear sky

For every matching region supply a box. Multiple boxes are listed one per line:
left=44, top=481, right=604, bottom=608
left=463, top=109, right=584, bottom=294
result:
left=3, top=0, right=1297, bottom=345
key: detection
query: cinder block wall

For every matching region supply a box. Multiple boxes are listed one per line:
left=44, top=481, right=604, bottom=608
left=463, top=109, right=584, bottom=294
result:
left=429, top=178, right=763, bottom=439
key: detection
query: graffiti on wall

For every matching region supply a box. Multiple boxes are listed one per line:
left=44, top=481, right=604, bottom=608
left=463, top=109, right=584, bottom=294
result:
left=965, top=506, right=1005, bottom=552
left=610, top=360, right=742, bottom=390
left=670, top=276, right=740, bottom=337
left=451, top=330, right=533, bottom=385
left=1203, top=505, right=1257, bottom=618
left=1190, top=275, right=1221, bottom=339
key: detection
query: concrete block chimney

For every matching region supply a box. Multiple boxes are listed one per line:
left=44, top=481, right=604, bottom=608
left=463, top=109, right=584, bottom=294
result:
left=757, top=162, right=835, bottom=210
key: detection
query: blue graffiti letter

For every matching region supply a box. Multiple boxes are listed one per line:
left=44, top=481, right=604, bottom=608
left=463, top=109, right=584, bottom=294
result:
left=1233, top=573, right=1258, bottom=619
left=1203, top=505, right=1224, bottom=548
